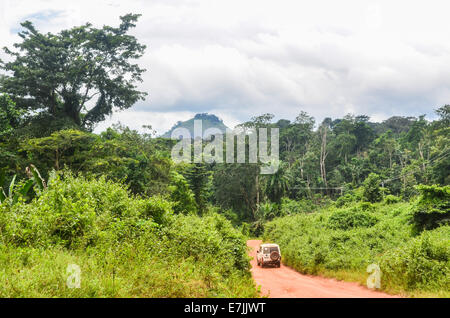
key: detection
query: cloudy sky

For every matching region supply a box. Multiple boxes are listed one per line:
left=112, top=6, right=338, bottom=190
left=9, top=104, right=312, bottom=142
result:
left=1, top=0, right=450, bottom=135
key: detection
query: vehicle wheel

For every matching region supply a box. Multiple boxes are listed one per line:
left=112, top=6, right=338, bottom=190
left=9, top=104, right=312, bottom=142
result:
left=270, top=251, right=280, bottom=262
left=277, top=262, right=281, bottom=268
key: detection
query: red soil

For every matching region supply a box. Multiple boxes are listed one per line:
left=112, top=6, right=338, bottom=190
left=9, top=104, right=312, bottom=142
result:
left=248, top=240, right=400, bottom=298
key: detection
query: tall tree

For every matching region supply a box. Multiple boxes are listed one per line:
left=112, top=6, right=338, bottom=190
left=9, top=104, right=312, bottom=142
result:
left=319, top=121, right=330, bottom=189
left=372, top=130, right=398, bottom=170
left=264, top=162, right=289, bottom=204
left=0, top=14, right=146, bottom=131
left=0, top=94, right=24, bottom=137
left=185, top=164, right=210, bottom=215
left=435, top=105, right=450, bottom=128
left=430, top=105, right=450, bottom=185
left=0, top=94, right=26, bottom=175
left=237, top=113, right=276, bottom=209
left=213, top=163, right=260, bottom=221
left=353, top=115, right=375, bottom=155
left=280, top=111, right=315, bottom=164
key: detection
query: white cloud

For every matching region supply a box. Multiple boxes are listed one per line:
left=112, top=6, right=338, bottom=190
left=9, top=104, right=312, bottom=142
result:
left=2, top=0, right=450, bottom=134
left=93, top=109, right=195, bottom=136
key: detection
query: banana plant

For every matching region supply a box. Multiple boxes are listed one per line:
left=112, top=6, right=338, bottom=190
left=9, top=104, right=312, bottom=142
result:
left=0, top=165, right=47, bottom=206
left=26, top=164, right=47, bottom=193
left=0, top=174, right=34, bottom=206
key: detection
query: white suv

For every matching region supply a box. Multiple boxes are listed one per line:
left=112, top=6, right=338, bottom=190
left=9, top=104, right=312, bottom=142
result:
left=257, top=243, right=281, bottom=268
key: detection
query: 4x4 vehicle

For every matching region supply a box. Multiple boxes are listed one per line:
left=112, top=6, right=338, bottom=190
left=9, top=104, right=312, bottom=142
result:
left=256, top=243, right=281, bottom=268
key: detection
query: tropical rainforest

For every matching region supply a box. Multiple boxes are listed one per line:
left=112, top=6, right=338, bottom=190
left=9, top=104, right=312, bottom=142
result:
left=0, top=15, right=448, bottom=297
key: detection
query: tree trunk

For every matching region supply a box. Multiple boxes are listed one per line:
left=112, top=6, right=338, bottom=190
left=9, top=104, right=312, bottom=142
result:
left=256, top=174, right=260, bottom=207
left=320, top=126, right=328, bottom=189
left=63, top=98, right=82, bottom=126
left=55, top=148, right=60, bottom=171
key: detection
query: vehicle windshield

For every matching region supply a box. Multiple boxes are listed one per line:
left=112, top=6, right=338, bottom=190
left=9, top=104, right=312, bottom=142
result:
left=263, top=247, right=279, bottom=254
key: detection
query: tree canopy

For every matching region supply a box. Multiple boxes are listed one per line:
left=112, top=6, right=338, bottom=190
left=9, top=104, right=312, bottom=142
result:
left=0, top=14, right=147, bottom=131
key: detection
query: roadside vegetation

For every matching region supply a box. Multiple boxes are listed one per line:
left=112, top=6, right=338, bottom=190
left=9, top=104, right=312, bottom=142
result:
left=264, top=185, right=449, bottom=297
left=1, top=14, right=449, bottom=298
left=0, top=172, right=257, bottom=297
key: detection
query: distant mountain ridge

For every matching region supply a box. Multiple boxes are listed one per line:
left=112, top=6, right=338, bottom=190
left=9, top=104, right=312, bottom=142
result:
left=162, top=113, right=229, bottom=139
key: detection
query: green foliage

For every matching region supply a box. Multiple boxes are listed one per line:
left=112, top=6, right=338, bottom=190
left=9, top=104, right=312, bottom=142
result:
left=358, top=201, right=375, bottom=211
left=429, top=130, right=450, bottom=185
left=414, top=185, right=450, bottom=213
left=220, top=209, right=241, bottom=226
left=0, top=165, right=47, bottom=206
left=142, top=196, right=174, bottom=225
left=281, top=197, right=318, bottom=214
left=1, top=14, right=450, bottom=297
left=0, top=171, right=149, bottom=248
left=23, top=129, right=97, bottom=171
left=0, top=95, right=26, bottom=175
left=384, top=195, right=401, bottom=204
left=263, top=201, right=448, bottom=295
left=335, top=193, right=358, bottom=207
left=412, top=185, right=450, bottom=231
left=213, top=163, right=260, bottom=221
left=164, top=213, right=251, bottom=272
left=380, top=226, right=449, bottom=292
left=328, top=208, right=378, bottom=230
left=93, top=125, right=173, bottom=196
left=362, top=173, right=382, bottom=203
left=26, top=164, right=47, bottom=193
left=252, top=202, right=281, bottom=237
left=21, top=127, right=173, bottom=196
left=240, top=222, right=251, bottom=237
left=1, top=14, right=147, bottom=130
left=169, top=171, right=197, bottom=215
left=185, top=164, right=210, bottom=215
left=0, top=94, right=24, bottom=137
left=0, top=174, right=33, bottom=206
left=435, top=105, right=450, bottom=127
left=0, top=173, right=257, bottom=297
left=264, top=163, right=289, bottom=204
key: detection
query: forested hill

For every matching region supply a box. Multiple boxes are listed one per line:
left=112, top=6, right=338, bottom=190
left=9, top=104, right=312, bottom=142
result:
left=162, top=113, right=229, bottom=138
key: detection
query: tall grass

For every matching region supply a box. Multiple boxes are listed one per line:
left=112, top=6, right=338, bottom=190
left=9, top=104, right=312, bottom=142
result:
left=0, top=172, right=258, bottom=298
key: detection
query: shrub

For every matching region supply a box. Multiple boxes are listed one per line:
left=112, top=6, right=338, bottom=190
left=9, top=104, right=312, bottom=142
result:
left=363, top=173, right=382, bottom=203
left=281, top=197, right=317, bottom=214
left=335, top=194, right=355, bottom=207
left=240, top=222, right=250, bottom=237
left=0, top=172, right=149, bottom=248
left=141, top=196, right=173, bottom=225
left=168, top=171, right=197, bottom=215
left=358, top=202, right=375, bottom=211
left=263, top=201, right=449, bottom=295
left=0, top=172, right=258, bottom=298
left=251, top=202, right=282, bottom=237
left=328, top=208, right=378, bottom=230
left=220, top=208, right=241, bottom=226
left=385, top=195, right=401, bottom=204
left=165, top=213, right=251, bottom=272
left=379, top=226, right=449, bottom=292
left=412, top=185, right=450, bottom=231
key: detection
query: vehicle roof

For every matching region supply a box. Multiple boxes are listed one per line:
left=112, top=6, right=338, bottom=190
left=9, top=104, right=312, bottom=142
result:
left=260, top=244, right=279, bottom=247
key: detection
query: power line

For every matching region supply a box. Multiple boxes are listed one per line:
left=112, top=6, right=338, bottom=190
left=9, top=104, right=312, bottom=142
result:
left=290, top=148, right=450, bottom=193
left=292, top=187, right=343, bottom=190
left=381, top=149, right=450, bottom=185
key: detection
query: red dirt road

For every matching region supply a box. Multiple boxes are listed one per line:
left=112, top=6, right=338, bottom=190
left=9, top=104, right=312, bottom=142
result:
left=248, top=240, right=399, bottom=298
